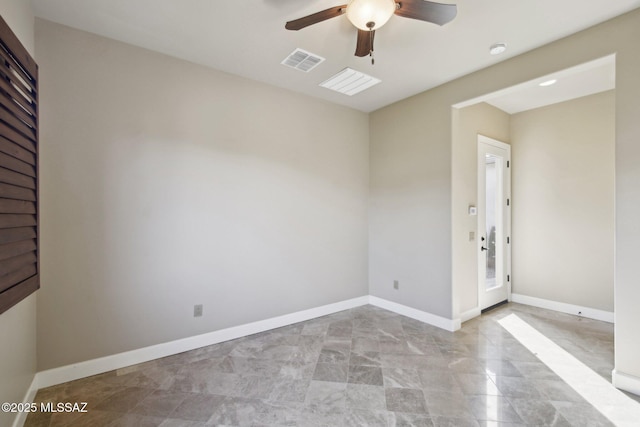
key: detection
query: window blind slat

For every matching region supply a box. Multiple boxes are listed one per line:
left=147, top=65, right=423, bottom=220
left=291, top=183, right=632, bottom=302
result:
left=0, top=251, right=35, bottom=276
left=0, top=151, right=35, bottom=176
left=0, top=214, right=36, bottom=228
left=0, top=198, right=35, bottom=214
left=0, top=71, right=36, bottom=116
left=0, top=91, right=36, bottom=129
left=0, top=122, right=36, bottom=154
left=0, top=134, right=35, bottom=164
left=0, top=15, right=39, bottom=315
left=0, top=239, right=36, bottom=261
left=0, top=34, right=37, bottom=88
left=0, top=104, right=35, bottom=141
left=0, top=167, right=36, bottom=189
left=0, top=64, right=36, bottom=106
left=0, top=263, right=36, bottom=293
left=0, top=54, right=35, bottom=95
left=0, top=226, right=36, bottom=245
left=0, top=182, right=35, bottom=201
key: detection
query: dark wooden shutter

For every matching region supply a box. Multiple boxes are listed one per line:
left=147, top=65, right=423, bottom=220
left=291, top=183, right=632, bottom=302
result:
left=0, top=15, right=39, bottom=315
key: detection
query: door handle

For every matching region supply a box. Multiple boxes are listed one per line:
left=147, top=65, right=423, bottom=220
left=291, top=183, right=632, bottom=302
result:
left=480, top=236, right=488, bottom=251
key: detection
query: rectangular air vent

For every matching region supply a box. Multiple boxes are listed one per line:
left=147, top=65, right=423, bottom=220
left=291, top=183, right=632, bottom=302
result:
left=319, top=67, right=381, bottom=96
left=281, top=48, right=325, bottom=72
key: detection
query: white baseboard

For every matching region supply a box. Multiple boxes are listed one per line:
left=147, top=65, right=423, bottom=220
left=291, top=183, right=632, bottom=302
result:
left=369, top=296, right=459, bottom=331
left=460, top=307, right=481, bottom=323
left=612, top=369, right=640, bottom=396
left=35, top=296, right=369, bottom=390
left=511, top=293, right=614, bottom=323
left=29, top=294, right=457, bottom=405
left=12, top=376, right=38, bottom=427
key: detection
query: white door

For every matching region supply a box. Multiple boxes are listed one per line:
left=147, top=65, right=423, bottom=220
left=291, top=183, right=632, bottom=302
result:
left=478, top=135, right=511, bottom=310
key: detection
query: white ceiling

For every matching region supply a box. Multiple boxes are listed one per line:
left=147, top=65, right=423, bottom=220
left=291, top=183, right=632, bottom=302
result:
left=33, top=0, right=640, bottom=113
left=473, top=55, right=616, bottom=114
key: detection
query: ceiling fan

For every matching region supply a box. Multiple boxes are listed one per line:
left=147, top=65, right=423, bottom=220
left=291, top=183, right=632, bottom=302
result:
left=285, top=0, right=457, bottom=64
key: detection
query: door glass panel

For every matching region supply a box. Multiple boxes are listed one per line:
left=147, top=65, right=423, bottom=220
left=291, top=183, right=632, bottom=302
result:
left=485, top=154, right=502, bottom=290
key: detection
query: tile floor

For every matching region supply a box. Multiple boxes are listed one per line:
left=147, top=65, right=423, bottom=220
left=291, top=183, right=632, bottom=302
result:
left=24, top=303, right=639, bottom=426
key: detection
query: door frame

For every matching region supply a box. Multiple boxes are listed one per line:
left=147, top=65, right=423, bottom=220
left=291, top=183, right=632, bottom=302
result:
left=477, top=135, right=511, bottom=310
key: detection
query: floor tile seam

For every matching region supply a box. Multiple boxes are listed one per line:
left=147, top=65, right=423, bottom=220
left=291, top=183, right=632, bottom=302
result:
left=96, top=385, right=156, bottom=413
left=127, top=390, right=191, bottom=419
left=502, top=395, right=571, bottom=425
left=464, top=394, right=525, bottom=424
left=453, top=375, right=504, bottom=397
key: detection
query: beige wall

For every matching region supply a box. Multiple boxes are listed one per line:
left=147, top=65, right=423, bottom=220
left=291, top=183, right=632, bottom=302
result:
left=36, top=19, right=369, bottom=370
left=369, top=93, right=453, bottom=318
left=511, top=91, right=615, bottom=311
left=371, top=9, right=640, bottom=382
left=0, top=296, right=36, bottom=427
left=0, top=0, right=33, bottom=52
left=452, top=92, right=614, bottom=318
left=452, top=103, right=510, bottom=317
left=0, top=1, right=37, bottom=425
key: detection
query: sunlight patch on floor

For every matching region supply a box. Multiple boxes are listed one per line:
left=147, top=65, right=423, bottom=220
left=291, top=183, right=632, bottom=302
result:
left=498, top=313, right=640, bottom=427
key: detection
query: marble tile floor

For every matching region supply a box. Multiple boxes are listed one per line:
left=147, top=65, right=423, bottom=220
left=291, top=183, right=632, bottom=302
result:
left=24, top=303, right=640, bottom=427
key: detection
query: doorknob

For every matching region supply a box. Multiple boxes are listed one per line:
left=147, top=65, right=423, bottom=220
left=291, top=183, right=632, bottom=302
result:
left=481, top=246, right=488, bottom=251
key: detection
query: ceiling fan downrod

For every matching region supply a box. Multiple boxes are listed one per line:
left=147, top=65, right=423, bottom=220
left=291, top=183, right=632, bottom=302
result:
left=367, top=21, right=375, bottom=65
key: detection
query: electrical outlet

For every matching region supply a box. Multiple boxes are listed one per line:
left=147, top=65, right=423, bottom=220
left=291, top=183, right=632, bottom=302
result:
left=393, top=280, right=399, bottom=290
left=469, top=231, right=475, bottom=241
left=194, top=304, right=203, bottom=317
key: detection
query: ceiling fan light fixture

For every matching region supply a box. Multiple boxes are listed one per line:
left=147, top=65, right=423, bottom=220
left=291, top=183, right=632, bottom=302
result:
left=346, top=0, right=396, bottom=31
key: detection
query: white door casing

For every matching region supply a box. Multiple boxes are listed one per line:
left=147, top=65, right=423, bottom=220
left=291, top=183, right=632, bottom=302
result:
left=478, top=135, right=511, bottom=310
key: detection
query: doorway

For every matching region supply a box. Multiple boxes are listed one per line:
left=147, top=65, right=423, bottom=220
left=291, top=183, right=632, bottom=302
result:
left=477, top=135, right=511, bottom=310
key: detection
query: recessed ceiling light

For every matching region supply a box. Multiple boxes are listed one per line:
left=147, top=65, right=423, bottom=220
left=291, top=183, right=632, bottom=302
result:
left=489, top=43, right=507, bottom=55
left=539, top=79, right=557, bottom=87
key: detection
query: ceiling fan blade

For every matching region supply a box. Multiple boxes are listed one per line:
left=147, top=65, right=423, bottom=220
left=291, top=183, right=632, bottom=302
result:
left=285, top=5, right=348, bottom=30
left=395, top=0, right=457, bottom=26
left=355, top=29, right=375, bottom=57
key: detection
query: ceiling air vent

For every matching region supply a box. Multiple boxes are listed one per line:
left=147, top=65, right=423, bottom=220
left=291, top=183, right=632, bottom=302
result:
left=320, top=67, right=381, bottom=96
left=281, top=48, right=325, bottom=72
